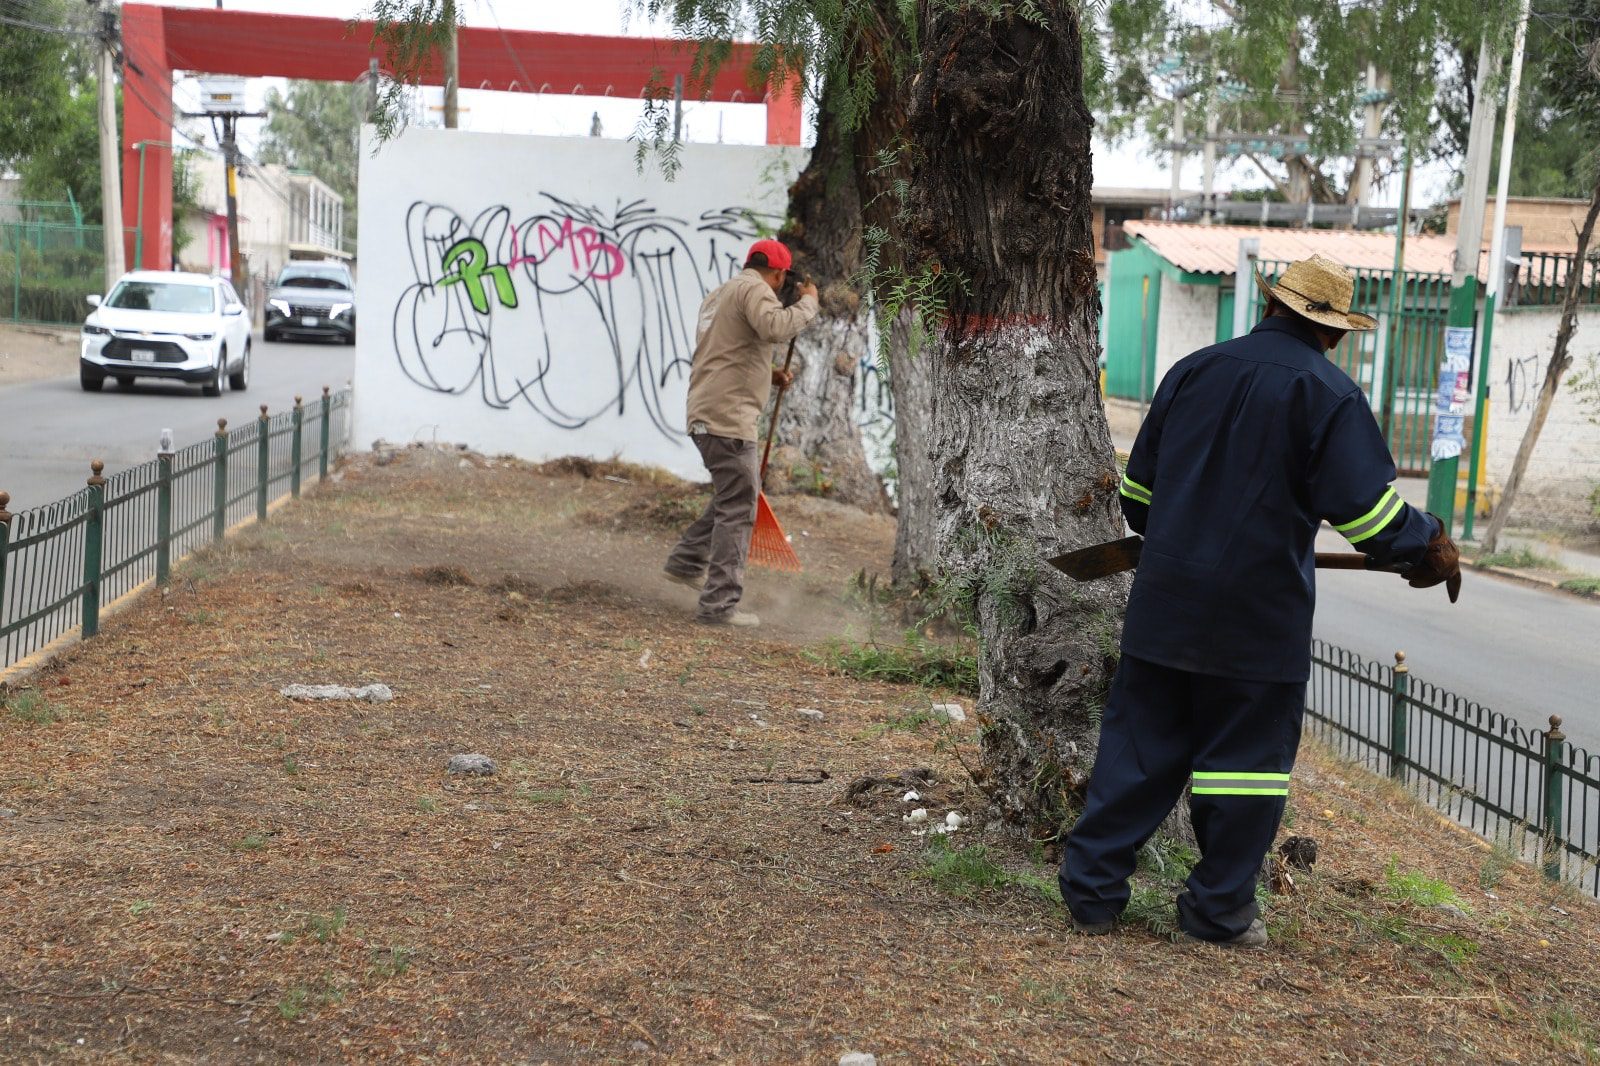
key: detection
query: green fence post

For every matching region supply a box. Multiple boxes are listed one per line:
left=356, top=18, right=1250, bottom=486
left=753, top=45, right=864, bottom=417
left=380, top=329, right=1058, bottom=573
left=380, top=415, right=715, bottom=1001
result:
left=156, top=443, right=174, bottom=586
left=213, top=418, right=229, bottom=541
left=290, top=396, right=304, bottom=499
left=319, top=386, right=332, bottom=483
left=256, top=405, right=270, bottom=523
left=0, top=492, right=12, bottom=629
left=82, top=460, right=106, bottom=639
left=1542, top=716, right=1567, bottom=881
left=1388, top=651, right=1410, bottom=781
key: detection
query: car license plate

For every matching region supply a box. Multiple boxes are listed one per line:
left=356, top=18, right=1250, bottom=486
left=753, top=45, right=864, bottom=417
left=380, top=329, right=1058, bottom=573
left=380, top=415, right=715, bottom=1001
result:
left=301, top=316, right=319, bottom=327
left=132, top=349, right=157, bottom=363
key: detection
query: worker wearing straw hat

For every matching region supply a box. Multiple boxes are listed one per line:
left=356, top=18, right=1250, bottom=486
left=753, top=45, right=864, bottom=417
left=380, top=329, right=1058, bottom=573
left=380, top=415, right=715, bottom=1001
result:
left=663, top=239, right=818, bottom=628
left=1060, top=255, right=1462, bottom=948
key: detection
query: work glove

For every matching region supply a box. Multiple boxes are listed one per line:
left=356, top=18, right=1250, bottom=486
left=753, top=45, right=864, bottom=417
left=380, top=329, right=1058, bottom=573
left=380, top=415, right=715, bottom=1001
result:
left=1406, top=513, right=1461, bottom=603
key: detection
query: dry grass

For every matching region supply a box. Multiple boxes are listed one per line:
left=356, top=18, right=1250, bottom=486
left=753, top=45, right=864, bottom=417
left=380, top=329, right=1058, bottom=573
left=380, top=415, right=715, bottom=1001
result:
left=0, top=448, right=1597, bottom=1063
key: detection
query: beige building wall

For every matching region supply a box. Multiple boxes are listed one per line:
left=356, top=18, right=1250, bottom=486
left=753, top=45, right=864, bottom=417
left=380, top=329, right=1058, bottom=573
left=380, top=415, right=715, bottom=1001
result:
left=1484, top=307, right=1600, bottom=531
left=1446, top=197, right=1593, bottom=249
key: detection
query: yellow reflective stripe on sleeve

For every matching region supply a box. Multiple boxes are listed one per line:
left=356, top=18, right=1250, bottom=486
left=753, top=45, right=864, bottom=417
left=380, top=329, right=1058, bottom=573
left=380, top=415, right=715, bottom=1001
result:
left=1191, top=771, right=1291, bottom=796
left=1120, top=474, right=1152, bottom=505
left=1333, top=487, right=1405, bottom=545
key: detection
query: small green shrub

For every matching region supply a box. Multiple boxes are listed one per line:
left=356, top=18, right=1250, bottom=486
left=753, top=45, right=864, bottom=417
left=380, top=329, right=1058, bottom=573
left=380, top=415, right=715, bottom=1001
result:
left=808, top=630, right=978, bottom=694
left=1384, top=859, right=1467, bottom=911
left=1476, top=547, right=1561, bottom=570
left=4, top=688, right=59, bottom=725
left=918, top=836, right=1061, bottom=905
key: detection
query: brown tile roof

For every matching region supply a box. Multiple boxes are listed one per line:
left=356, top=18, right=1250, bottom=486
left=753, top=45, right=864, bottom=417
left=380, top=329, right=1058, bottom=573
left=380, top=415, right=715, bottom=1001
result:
left=1123, top=221, right=1461, bottom=276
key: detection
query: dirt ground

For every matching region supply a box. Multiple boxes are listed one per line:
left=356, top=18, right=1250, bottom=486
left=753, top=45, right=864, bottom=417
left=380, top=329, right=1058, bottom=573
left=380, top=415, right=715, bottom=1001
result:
left=1, top=448, right=1598, bottom=1063
left=0, top=324, right=77, bottom=386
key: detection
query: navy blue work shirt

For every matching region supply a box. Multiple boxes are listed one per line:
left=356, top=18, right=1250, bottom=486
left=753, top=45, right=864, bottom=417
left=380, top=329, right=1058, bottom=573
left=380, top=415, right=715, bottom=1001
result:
left=1119, top=313, right=1437, bottom=684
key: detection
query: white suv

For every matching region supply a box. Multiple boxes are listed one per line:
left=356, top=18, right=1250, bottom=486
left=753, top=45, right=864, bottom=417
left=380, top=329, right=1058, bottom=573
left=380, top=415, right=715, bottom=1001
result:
left=80, top=271, right=252, bottom=396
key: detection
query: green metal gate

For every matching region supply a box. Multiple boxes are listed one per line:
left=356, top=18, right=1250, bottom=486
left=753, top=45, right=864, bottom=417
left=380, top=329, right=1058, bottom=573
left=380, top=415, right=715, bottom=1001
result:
left=1248, top=260, right=1453, bottom=476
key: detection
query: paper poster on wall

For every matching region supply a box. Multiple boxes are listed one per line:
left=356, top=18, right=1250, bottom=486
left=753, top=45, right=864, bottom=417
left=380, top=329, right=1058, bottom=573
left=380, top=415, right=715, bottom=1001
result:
left=1430, top=325, right=1474, bottom=461
left=353, top=128, right=803, bottom=478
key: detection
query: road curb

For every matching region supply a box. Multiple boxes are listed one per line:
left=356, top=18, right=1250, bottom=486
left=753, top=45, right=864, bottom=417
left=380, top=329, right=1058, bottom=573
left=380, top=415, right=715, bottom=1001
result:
left=1472, top=563, right=1600, bottom=604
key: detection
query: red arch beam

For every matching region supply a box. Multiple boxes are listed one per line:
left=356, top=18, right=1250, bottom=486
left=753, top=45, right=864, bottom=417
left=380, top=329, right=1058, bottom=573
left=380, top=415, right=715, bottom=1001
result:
left=120, top=4, right=802, bottom=270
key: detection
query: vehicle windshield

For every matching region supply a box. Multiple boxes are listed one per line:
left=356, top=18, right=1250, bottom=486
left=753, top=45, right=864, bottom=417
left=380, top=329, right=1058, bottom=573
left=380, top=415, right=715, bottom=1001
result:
left=105, top=281, right=216, bottom=314
left=277, top=271, right=350, bottom=290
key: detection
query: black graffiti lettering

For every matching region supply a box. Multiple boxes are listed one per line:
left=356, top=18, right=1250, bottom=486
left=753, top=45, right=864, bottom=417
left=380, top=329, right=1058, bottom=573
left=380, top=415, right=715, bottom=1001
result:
left=392, top=195, right=778, bottom=440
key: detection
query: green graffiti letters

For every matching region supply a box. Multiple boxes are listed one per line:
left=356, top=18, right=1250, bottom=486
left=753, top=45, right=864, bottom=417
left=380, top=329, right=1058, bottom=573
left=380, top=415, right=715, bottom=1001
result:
left=438, top=237, right=518, bottom=314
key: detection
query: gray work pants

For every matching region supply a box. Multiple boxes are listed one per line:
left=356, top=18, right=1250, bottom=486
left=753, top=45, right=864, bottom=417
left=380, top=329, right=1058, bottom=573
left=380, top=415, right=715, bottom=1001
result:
left=665, top=432, right=759, bottom=619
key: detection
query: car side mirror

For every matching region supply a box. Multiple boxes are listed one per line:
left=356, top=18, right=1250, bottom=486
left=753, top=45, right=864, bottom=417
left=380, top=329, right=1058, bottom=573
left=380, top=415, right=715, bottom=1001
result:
left=86, top=294, right=101, bottom=308
left=224, top=302, right=245, bottom=316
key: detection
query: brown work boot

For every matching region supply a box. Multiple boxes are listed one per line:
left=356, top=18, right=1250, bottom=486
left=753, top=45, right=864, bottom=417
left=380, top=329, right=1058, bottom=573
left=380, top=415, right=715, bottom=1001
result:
left=663, top=569, right=705, bottom=591
left=1183, top=918, right=1268, bottom=949
left=697, top=610, right=760, bottom=629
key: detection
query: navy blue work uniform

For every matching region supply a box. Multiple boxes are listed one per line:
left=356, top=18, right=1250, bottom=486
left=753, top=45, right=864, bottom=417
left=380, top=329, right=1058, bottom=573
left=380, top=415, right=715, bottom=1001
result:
left=1061, top=313, right=1438, bottom=941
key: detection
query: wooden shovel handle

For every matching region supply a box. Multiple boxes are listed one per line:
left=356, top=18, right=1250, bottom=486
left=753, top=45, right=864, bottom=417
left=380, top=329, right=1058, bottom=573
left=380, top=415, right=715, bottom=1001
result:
left=760, top=338, right=798, bottom=479
left=1316, top=552, right=1408, bottom=574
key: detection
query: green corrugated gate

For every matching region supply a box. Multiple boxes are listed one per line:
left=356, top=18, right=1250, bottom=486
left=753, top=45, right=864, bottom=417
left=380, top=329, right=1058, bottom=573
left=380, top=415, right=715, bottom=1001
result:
left=1248, top=260, right=1454, bottom=476
left=1103, top=242, right=1163, bottom=401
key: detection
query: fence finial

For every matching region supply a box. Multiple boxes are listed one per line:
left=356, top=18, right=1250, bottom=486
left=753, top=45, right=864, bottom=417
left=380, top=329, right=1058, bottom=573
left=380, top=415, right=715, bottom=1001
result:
left=0, top=491, right=10, bottom=525
left=322, top=385, right=330, bottom=399
left=1394, top=650, right=1408, bottom=673
left=259, top=404, right=269, bottom=420
left=294, top=395, right=303, bottom=408
left=1549, top=715, right=1565, bottom=740
left=88, top=460, right=106, bottom=487
left=216, top=418, right=228, bottom=435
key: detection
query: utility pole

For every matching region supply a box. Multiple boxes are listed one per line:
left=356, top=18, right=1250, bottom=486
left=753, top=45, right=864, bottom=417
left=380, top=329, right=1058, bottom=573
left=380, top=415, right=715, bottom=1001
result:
left=367, top=58, right=381, bottom=124
left=1353, top=64, right=1386, bottom=209
left=219, top=116, right=244, bottom=287
left=191, top=81, right=264, bottom=300
left=441, top=0, right=459, bottom=129
left=93, top=1, right=126, bottom=289
left=1201, top=99, right=1218, bottom=223
left=1169, top=93, right=1186, bottom=214
left=1465, top=0, right=1533, bottom=540
left=1425, top=42, right=1500, bottom=528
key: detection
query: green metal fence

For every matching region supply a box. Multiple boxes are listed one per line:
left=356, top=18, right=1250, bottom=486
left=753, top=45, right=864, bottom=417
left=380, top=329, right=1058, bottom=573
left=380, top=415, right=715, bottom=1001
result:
left=1309, top=639, right=1599, bottom=897
left=1250, top=260, right=1454, bottom=476
left=0, top=388, right=351, bottom=671
left=1503, top=250, right=1600, bottom=309
left=0, top=219, right=134, bottom=327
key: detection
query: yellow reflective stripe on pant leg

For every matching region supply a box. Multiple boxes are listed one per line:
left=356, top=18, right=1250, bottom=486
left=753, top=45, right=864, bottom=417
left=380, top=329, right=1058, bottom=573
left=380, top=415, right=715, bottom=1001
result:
left=1120, top=474, right=1152, bottom=504
left=1191, top=771, right=1291, bottom=796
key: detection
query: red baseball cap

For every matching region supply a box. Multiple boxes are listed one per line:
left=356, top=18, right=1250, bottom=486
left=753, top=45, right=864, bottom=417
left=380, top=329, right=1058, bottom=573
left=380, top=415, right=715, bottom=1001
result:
left=746, top=238, right=793, bottom=271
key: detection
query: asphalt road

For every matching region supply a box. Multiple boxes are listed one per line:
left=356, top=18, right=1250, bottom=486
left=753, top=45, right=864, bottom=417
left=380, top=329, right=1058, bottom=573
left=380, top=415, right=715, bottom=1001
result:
left=1314, top=553, right=1600, bottom=756
left=0, top=336, right=355, bottom=510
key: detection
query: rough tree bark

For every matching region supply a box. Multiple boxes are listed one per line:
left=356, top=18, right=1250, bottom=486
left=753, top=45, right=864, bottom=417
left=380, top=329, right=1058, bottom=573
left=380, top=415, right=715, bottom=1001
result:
left=772, top=84, right=886, bottom=513
left=1481, top=169, right=1600, bottom=553
left=908, top=0, right=1127, bottom=831
left=887, top=311, right=939, bottom=583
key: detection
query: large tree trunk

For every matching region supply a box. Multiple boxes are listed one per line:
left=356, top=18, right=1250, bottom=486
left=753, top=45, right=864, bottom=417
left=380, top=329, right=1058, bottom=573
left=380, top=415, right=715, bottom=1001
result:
left=772, top=82, right=886, bottom=513
left=1481, top=170, right=1600, bottom=553
left=908, top=1, right=1126, bottom=832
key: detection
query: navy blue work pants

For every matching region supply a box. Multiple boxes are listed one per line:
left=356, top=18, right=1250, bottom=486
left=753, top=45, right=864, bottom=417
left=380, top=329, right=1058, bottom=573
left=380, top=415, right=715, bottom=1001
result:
left=1059, top=655, right=1305, bottom=941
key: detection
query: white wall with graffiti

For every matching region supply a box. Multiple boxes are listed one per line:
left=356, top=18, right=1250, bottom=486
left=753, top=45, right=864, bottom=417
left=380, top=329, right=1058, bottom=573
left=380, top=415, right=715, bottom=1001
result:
left=352, top=127, right=803, bottom=478
left=1485, top=308, right=1600, bottom=531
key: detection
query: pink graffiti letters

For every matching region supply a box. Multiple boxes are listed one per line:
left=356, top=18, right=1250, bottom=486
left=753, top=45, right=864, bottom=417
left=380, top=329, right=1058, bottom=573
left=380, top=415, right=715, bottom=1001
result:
left=507, top=217, right=625, bottom=282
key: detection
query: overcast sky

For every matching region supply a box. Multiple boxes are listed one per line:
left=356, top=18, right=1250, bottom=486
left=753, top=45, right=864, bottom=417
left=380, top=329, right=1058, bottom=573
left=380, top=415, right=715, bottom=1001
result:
left=156, top=0, right=1448, bottom=209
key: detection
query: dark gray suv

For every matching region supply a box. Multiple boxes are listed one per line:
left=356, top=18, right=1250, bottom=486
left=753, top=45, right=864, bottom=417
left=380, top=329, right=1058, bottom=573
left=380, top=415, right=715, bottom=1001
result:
left=265, top=262, right=355, bottom=344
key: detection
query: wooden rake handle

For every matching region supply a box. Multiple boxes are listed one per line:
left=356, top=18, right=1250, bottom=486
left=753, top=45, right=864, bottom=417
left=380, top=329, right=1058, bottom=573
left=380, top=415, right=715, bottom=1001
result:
left=760, top=337, right=798, bottom=479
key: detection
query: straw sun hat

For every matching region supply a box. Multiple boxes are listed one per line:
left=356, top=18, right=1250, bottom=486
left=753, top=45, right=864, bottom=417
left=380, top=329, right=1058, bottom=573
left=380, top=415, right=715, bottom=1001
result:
left=1254, top=255, right=1378, bottom=332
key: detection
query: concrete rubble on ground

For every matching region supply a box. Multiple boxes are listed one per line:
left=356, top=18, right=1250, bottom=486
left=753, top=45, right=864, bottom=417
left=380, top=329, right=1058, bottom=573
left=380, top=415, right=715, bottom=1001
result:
left=447, top=754, right=496, bottom=776
left=795, top=707, right=824, bottom=722
left=279, top=683, right=394, bottom=702
left=931, top=702, right=966, bottom=723
left=839, top=1053, right=877, bottom=1066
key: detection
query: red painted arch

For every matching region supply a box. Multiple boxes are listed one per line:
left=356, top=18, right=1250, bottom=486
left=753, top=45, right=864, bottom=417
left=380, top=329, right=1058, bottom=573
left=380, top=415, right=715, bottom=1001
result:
left=120, top=4, right=802, bottom=269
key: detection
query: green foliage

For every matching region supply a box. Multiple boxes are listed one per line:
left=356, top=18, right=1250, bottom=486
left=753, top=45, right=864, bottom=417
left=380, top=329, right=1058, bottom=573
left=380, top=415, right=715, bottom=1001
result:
left=919, top=835, right=1062, bottom=904
left=5, top=688, right=60, bottom=726
left=1477, top=838, right=1518, bottom=889
left=808, top=630, right=979, bottom=694
left=1559, top=577, right=1600, bottom=596
left=1085, top=0, right=1518, bottom=201
left=258, top=80, right=364, bottom=248
left=0, top=0, right=98, bottom=203
left=1475, top=547, right=1561, bottom=570
left=368, top=946, right=414, bottom=979
left=1383, top=858, right=1468, bottom=911
left=927, top=519, right=1041, bottom=633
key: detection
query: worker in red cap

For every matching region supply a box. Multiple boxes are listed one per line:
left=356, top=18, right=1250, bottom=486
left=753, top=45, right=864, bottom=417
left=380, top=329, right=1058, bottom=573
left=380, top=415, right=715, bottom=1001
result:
left=664, top=239, right=819, bottom=627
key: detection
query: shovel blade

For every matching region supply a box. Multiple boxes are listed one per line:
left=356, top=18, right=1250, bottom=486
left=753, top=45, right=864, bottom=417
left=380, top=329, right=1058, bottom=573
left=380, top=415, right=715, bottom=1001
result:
left=1047, top=535, right=1143, bottom=581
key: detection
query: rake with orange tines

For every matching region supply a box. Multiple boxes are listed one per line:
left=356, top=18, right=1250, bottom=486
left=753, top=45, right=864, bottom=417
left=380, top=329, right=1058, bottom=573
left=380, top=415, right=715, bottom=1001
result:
left=749, top=338, right=803, bottom=572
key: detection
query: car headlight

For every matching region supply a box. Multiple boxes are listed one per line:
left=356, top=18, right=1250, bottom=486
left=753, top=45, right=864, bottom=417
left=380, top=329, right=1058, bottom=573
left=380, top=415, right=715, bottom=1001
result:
left=184, top=332, right=216, bottom=342
left=268, top=299, right=291, bottom=316
left=83, top=324, right=110, bottom=336
left=329, top=302, right=352, bottom=319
